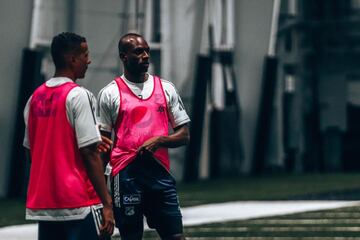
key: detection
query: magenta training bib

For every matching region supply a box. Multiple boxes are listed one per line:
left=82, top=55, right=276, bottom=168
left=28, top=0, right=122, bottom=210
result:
left=111, top=76, right=170, bottom=176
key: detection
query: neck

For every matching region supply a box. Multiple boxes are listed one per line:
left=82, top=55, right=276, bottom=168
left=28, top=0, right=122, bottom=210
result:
left=124, top=71, right=147, bottom=83
left=54, top=69, right=76, bottom=82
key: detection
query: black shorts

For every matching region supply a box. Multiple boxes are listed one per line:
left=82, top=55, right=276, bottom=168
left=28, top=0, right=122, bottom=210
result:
left=38, top=212, right=98, bottom=240
left=111, top=155, right=183, bottom=238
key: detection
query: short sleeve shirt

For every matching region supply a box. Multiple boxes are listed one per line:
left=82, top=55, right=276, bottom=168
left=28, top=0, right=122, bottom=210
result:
left=23, top=77, right=101, bottom=149
left=23, top=77, right=102, bottom=221
left=97, top=74, right=190, bottom=132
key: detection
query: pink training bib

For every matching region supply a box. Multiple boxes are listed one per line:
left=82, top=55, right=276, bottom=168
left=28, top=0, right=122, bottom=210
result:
left=27, top=82, right=100, bottom=209
left=111, top=76, right=170, bottom=176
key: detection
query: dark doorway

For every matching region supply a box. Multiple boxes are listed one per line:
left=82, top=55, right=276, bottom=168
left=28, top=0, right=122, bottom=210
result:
left=343, top=80, right=360, bottom=171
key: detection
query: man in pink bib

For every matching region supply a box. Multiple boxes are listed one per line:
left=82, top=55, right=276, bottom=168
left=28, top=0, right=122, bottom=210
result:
left=24, top=32, right=114, bottom=239
left=98, top=33, right=190, bottom=240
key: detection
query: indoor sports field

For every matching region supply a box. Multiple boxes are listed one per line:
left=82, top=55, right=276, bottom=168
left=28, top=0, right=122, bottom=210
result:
left=3, top=173, right=360, bottom=239
left=140, top=206, right=360, bottom=239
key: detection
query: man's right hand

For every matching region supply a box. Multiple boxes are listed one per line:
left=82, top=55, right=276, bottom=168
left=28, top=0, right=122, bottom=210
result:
left=100, top=205, right=115, bottom=238
left=80, top=144, right=115, bottom=238
left=97, top=135, right=113, bottom=153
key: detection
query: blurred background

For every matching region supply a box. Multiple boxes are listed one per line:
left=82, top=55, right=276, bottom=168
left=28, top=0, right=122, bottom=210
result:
left=1, top=0, right=360, bottom=199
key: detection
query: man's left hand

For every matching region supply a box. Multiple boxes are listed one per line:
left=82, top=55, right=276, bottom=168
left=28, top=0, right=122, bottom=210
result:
left=137, top=136, right=164, bottom=155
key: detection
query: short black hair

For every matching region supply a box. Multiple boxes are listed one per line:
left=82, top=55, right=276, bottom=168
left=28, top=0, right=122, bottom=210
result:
left=50, top=32, right=86, bottom=69
left=118, top=33, right=143, bottom=56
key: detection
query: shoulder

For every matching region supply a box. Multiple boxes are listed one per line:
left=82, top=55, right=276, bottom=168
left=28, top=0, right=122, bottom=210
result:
left=100, top=80, right=118, bottom=93
left=98, top=80, right=119, bottom=100
left=23, top=94, right=33, bottom=120
left=67, top=86, right=93, bottom=103
left=65, top=86, right=98, bottom=116
left=159, top=78, right=180, bottom=98
left=160, top=78, right=176, bottom=90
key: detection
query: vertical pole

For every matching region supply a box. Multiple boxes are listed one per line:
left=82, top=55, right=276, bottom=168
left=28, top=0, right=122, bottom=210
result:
left=268, top=0, right=281, bottom=57
left=29, top=0, right=42, bottom=49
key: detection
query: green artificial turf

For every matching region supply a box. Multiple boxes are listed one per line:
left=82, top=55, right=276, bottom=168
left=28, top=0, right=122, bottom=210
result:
left=3, top=173, right=360, bottom=231
left=177, top=173, right=360, bottom=206
left=0, top=199, right=27, bottom=227
left=140, top=206, right=360, bottom=239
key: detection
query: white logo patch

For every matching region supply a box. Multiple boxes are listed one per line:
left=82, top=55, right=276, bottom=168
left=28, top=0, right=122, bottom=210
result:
left=123, top=194, right=141, bottom=205
left=125, top=206, right=135, bottom=216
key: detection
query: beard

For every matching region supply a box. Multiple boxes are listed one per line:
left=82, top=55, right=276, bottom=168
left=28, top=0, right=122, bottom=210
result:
left=127, top=63, right=148, bottom=74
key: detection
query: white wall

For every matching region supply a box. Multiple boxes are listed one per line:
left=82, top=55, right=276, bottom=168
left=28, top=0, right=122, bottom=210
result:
left=234, top=0, right=275, bottom=172
left=0, top=0, right=33, bottom=197
left=162, top=0, right=206, bottom=179
left=75, top=0, right=122, bottom=94
left=30, top=0, right=124, bottom=94
left=76, top=0, right=277, bottom=176
left=74, top=0, right=199, bottom=180
left=0, top=0, right=279, bottom=195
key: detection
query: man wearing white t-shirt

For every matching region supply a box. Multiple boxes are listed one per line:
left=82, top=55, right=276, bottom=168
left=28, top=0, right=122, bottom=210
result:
left=24, top=32, right=114, bottom=239
left=98, top=33, right=190, bottom=240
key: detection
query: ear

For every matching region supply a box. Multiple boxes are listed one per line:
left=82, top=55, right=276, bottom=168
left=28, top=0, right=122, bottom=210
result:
left=63, top=53, right=75, bottom=67
left=70, top=54, right=77, bottom=64
left=119, top=52, right=127, bottom=62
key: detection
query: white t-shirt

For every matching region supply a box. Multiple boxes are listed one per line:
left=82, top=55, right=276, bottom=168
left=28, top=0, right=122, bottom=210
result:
left=97, top=74, right=190, bottom=132
left=23, top=77, right=102, bottom=221
left=23, top=77, right=101, bottom=149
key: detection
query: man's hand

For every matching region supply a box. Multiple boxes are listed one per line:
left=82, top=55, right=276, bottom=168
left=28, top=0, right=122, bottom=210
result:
left=100, top=205, right=115, bottom=239
left=80, top=144, right=114, bottom=239
left=97, top=135, right=113, bottom=153
left=137, top=136, right=164, bottom=155
left=136, top=124, right=190, bottom=156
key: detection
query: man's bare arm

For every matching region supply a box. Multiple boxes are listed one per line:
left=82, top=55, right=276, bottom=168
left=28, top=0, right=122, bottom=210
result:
left=137, top=123, right=190, bottom=154
left=80, top=143, right=114, bottom=236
